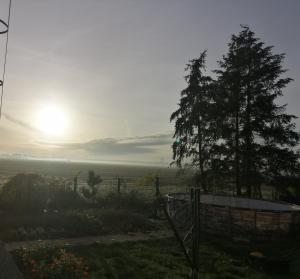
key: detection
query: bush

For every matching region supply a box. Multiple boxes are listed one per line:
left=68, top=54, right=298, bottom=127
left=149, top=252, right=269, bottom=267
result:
left=14, top=248, right=89, bottom=279
left=63, top=210, right=103, bottom=235
left=96, top=209, right=157, bottom=233
left=96, top=190, right=151, bottom=213
left=0, top=173, right=86, bottom=212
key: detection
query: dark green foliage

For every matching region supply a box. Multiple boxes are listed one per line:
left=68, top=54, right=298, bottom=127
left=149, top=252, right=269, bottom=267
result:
left=170, top=51, right=217, bottom=191
left=0, top=173, right=84, bottom=212
left=97, top=191, right=151, bottom=213
left=171, top=26, right=300, bottom=196
left=87, top=170, right=102, bottom=189
left=82, top=170, right=103, bottom=200
left=215, top=25, right=299, bottom=196
left=275, top=175, right=300, bottom=204
left=0, top=181, right=153, bottom=241
left=96, top=209, right=156, bottom=233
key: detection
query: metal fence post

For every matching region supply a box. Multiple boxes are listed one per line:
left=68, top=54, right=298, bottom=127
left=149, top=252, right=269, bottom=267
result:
left=155, top=176, right=160, bottom=198
left=191, top=187, right=200, bottom=279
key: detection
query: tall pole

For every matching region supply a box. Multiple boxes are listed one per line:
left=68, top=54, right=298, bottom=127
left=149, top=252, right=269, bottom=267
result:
left=0, top=0, right=12, bottom=119
left=191, top=187, right=200, bottom=279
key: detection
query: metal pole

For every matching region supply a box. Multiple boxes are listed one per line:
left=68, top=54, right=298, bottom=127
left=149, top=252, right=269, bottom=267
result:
left=191, top=188, right=200, bottom=279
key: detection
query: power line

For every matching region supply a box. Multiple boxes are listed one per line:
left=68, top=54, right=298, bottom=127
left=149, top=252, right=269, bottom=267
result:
left=0, top=0, right=12, bottom=119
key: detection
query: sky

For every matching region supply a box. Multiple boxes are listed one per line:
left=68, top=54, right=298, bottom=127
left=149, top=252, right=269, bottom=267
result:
left=0, top=0, right=299, bottom=165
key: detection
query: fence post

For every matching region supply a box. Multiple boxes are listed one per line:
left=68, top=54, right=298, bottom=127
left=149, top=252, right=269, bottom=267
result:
left=155, top=176, right=160, bottom=198
left=117, top=177, right=121, bottom=194
left=73, top=175, right=78, bottom=193
left=191, top=187, right=200, bottom=279
left=117, top=177, right=121, bottom=209
left=190, top=188, right=194, bottom=213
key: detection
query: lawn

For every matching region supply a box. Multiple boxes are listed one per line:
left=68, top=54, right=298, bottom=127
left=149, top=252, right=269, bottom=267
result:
left=13, top=237, right=300, bottom=279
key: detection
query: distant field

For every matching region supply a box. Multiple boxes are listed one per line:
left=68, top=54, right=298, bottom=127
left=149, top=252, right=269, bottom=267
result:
left=0, top=158, right=275, bottom=198
left=0, top=158, right=189, bottom=196
left=0, top=158, right=176, bottom=178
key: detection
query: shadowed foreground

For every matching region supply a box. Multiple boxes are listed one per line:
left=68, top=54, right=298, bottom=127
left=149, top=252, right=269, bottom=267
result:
left=0, top=241, right=23, bottom=279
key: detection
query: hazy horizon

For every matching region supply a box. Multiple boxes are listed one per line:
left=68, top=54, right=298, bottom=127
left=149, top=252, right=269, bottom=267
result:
left=0, top=0, right=299, bottom=166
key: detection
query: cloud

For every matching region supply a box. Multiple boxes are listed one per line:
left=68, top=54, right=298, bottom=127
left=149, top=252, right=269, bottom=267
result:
left=39, top=133, right=173, bottom=155
left=3, top=113, right=38, bottom=132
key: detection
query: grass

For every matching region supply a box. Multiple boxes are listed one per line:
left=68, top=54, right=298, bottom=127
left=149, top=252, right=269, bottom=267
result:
left=14, top=237, right=300, bottom=279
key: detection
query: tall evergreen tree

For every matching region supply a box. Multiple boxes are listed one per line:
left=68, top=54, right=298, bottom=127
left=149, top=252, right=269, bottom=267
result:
left=216, top=25, right=299, bottom=196
left=170, top=51, right=216, bottom=191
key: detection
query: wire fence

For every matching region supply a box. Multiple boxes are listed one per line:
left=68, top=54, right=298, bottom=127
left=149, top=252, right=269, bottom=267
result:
left=0, top=172, right=281, bottom=202
left=76, top=175, right=190, bottom=201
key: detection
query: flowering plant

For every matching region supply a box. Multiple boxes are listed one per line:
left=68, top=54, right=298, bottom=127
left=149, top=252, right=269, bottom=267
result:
left=14, top=248, right=88, bottom=279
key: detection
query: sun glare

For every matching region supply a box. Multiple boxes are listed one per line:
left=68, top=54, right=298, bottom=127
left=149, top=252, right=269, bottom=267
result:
left=36, top=104, right=68, bottom=136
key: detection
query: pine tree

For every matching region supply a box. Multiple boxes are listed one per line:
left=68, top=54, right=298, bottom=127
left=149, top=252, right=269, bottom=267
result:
left=170, top=51, right=216, bottom=191
left=216, top=25, right=299, bottom=196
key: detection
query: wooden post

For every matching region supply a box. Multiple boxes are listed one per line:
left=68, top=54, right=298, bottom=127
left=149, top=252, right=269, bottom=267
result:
left=228, top=206, right=232, bottom=237
left=190, top=188, right=195, bottom=220
left=73, top=176, right=78, bottom=193
left=73, top=171, right=81, bottom=193
left=117, top=177, right=121, bottom=209
left=155, top=176, right=160, bottom=198
left=117, top=177, right=121, bottom=194
left=191, top=188, right=195, bottom=204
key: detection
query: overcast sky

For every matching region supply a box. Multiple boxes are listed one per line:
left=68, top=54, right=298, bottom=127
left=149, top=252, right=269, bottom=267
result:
left=0, top=0, right=299, bottom=165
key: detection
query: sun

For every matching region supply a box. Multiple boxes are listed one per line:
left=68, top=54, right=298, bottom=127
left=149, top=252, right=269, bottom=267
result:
left=36, top=104, right=68, bottom=136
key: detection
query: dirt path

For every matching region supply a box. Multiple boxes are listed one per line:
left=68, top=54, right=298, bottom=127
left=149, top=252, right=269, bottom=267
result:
left=5, top=230, right=173, bottom=252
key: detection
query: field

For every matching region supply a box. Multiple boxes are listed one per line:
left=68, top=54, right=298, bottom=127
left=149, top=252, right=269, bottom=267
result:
left=0, top=158, right=191, bottom=197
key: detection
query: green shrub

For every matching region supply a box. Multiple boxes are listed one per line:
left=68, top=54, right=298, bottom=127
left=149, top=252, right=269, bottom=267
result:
left=96, top=209, right=157, bottom=233
left=80, top=170, right=103, bottom=201
left=0, top=173, right=86, bottom=213
left=63, top=210, right=103, bottom=235
left=96, top=190, right=151, bottom=213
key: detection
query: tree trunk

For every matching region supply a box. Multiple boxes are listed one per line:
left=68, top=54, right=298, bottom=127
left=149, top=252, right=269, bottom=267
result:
left=235, top=111, right=241, bottom=195
left=198, top=123, right=207, bottom=192
left=245, top=86, right=252, bottom=197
